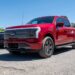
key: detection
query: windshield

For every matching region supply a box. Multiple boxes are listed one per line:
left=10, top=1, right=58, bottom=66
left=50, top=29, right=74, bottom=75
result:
left=27, top=16, right=54, bottom=24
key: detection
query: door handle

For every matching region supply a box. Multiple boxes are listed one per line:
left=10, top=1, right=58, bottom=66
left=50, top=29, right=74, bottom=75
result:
left=71, top=30, right=74, bottom=34
left=64, top=30, right=74, bottom=34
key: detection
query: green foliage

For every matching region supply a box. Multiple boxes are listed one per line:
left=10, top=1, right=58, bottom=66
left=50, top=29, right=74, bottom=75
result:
left=71, top=23, right=75, bottom=27
left=0, top=28, right=4, bottom=32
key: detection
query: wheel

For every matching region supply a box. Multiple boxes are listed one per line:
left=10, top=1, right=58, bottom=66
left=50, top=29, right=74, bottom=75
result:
left=39, top=37, right=54, bottom=58
left=72, top=44, right=75, bottom=49
left=9, top=51, right=20, bottom=55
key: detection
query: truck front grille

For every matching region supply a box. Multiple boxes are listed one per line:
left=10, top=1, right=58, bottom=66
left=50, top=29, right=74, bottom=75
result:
left=5, top=28, right=37, bottom=39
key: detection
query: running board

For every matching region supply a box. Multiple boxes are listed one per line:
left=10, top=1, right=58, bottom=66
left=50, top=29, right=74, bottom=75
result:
left=56, top=42, right=75, bottom=48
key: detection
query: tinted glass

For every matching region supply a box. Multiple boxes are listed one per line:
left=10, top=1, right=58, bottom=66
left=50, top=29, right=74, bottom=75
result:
left=56, top=18, right=64, bottom=23
left=63, top=19, right=70, bottom=27
left=27, top=17, right=54, bottom=24
left=56, top=17, right=70, bottom=27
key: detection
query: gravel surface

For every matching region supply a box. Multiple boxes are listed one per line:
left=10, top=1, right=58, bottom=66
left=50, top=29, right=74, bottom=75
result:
left=0, top=46, right=75, bottom=75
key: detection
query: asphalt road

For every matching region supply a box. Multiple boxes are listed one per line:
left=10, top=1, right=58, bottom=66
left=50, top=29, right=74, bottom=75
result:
left=0, top=46, right=75, bottom=75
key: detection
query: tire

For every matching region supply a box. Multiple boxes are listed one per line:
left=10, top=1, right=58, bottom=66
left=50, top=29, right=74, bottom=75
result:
left=39, top=37, right=54, bottom=58
left=9, top=51, right=20, bottom=55
left=72, top=44, right=75, bottom=49
left=0, top=44, right=4, bottom=48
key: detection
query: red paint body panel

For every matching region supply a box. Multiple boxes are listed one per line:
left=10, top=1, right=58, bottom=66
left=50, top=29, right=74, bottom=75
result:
left=4, top=16, right=75, bottom=51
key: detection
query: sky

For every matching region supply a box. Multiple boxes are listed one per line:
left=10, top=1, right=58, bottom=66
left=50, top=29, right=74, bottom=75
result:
left=0, top=0, right=75, bottom=28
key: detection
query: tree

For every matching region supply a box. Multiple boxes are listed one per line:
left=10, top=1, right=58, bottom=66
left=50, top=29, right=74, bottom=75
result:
left=0, top=28, right=4, bottom=32
left=71, top=23, right=75, bottom=27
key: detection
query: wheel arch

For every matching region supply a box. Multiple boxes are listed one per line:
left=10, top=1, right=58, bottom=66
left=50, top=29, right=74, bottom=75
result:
left=44, top=33, right=55, bottom=44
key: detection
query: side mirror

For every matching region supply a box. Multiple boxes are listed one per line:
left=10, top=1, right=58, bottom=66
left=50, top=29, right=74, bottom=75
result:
left=56, top=22, right=64, bottom=28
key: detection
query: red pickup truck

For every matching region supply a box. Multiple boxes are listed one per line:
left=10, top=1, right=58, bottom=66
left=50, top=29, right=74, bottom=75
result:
left=4, top=16, right=75, bottom=58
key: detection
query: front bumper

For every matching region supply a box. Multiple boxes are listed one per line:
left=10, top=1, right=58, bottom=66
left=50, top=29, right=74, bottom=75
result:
left=4, top=39, right=42, bottom=52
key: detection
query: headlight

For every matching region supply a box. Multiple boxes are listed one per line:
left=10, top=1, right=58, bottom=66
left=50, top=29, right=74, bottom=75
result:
left=5, top=27, right=41, bottom=39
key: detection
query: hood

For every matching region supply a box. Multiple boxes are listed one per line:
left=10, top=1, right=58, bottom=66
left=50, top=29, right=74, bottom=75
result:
left=6, top=24, right=38, bottom=29
left=6, top=23, right=53, bottom=29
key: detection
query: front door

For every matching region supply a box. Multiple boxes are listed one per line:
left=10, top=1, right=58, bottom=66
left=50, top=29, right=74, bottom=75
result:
left=56, top=17, right=73, bottom=45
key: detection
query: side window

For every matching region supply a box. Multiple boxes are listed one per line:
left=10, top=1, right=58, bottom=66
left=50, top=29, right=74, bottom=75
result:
left=63, top=19, right=70, bottom=27
left=56, top=18, right=64, bottom=29
left=56, top=17, right=70, bottom=27
left=56, top=18, right=64, bottom=24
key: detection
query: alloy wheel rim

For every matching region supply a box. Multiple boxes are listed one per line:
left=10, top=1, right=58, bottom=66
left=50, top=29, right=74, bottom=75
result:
left=44, top=39, right=53, bottom=55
